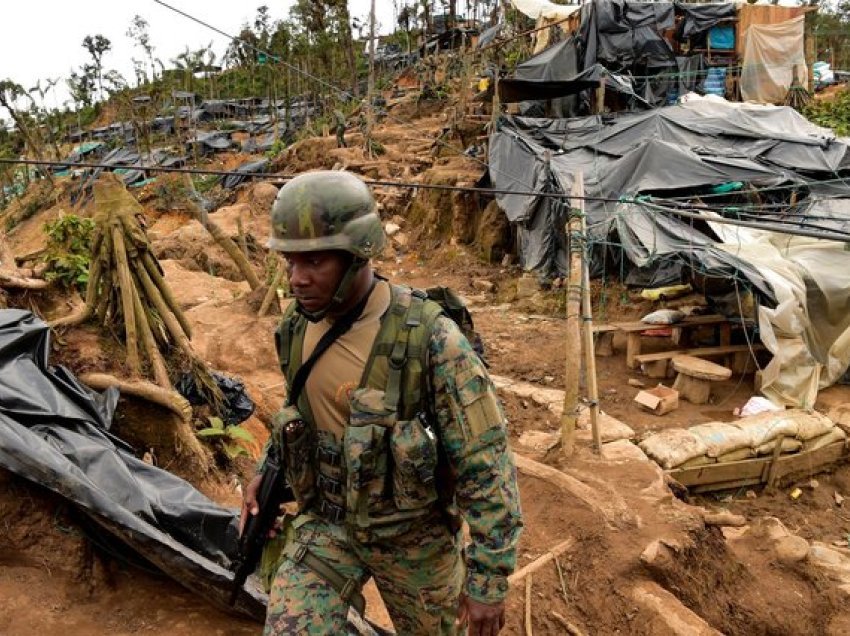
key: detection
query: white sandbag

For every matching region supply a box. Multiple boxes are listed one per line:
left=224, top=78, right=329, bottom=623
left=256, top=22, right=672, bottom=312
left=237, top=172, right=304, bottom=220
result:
left=639, top=429, right=708, bottom=469
left=735, top=411, right=800, bottom=447
left=679, top=454, right=717, bottom=469
left=754, top=437, right=803, bottom=456
left=716, top=447, right=756, bottom=463
left=690, top=422, right=753, bottom=458
left=641, top=309, right=685, bottom=325
left=793, top=410, right=835, bottom=440
left=802, top=427, right=847, bottom=452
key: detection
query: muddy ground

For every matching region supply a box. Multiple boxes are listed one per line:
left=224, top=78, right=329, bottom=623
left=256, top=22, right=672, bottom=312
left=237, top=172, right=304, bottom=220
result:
left=3, top=93, right=850, bottom=635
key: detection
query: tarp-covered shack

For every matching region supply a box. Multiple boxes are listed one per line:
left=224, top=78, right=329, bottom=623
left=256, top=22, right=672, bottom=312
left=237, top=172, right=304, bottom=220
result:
left=487, top=96, right=850, bottom=408
left=503, top=0, right=814, bottom=115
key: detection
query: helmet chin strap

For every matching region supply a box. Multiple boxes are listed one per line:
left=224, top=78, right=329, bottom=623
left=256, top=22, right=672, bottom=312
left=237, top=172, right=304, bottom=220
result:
left=296, top=257, right=368, bottom=323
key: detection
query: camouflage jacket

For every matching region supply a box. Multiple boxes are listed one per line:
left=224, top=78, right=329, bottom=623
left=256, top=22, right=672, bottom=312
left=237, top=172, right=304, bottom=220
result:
left=425, top=314, right=522, bottom=603
left=263, top=301, right=523, bottom=604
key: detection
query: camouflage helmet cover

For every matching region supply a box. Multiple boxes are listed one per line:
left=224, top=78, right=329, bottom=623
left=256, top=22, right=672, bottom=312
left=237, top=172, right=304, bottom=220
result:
left=268, top=171, right=386, bottom=259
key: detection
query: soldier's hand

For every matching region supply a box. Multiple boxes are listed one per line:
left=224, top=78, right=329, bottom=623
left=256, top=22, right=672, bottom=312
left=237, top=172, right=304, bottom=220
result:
left=457, top=594, right=505, bottom=636
left=239, top=474, right=263, bottom=537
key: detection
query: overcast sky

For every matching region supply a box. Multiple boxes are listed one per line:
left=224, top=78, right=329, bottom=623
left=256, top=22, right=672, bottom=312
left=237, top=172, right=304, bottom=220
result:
left=0, top=0, right=396, bottom=109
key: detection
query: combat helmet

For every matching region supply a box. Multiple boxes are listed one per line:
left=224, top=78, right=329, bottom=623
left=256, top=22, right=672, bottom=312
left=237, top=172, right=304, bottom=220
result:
left=268, top=170, right=386, bottom=321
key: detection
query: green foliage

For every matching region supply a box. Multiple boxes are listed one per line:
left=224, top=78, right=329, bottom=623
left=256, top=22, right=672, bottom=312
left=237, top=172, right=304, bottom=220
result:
left=42, top=215, right=95, bottom=290
left=153, top=177, right=191, bottom=211
left=196, top=416, right=255, bottom=459
left=803, top=88, right=850, bottom=136
left=191, top=173, right=220, bottom=194
left=265, top=138, right=287, bottom=158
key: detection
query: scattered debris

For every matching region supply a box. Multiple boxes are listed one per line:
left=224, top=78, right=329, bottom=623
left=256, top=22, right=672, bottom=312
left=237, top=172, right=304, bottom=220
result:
left=634, top=384, right=679, bottom=416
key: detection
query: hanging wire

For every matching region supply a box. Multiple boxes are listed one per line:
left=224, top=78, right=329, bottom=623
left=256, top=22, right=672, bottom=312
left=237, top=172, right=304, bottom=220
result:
left=150, top=0, right=539, bottom=191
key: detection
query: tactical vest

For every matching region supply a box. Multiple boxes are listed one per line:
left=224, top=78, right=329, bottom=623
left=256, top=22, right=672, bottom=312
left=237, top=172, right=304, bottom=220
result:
left=274, top=284, right=452, bottom=540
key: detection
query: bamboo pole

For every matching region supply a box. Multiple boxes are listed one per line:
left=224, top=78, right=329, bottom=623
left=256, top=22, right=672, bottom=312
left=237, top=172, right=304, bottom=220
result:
left=135, top=261, right=192, bottom=352
left=141, top=252, right=192, bottom=339
left=561, top=174, right=584, bottom=457
left=259, top=258, right=286, bottom=317
left=524, top=575, right=533, bottom=636
left=111, top=223, right=140, bottom=375
left=580, top=212, right=601, bottom=454
left=130, top=274, right=171, bottom=389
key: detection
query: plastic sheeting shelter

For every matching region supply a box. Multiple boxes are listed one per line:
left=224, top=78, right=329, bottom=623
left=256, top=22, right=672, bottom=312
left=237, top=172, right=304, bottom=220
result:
left=486, top=97, right=850, bottom=406
left=741, top=15, right=807, bottom=105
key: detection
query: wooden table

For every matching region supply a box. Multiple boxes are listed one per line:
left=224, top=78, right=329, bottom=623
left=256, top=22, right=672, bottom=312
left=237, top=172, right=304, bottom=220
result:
left=593, top=314, right=732, bottom=368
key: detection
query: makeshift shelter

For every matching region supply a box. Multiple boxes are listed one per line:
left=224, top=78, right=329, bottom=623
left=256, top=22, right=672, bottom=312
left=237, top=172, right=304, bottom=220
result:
left=486, top=96, right=850, bottom=406
left=504, top=0, right=814, bottom=113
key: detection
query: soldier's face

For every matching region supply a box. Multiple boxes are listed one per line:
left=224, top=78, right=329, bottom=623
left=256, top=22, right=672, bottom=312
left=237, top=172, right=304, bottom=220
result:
left=284, top=250, right=349, bottom=314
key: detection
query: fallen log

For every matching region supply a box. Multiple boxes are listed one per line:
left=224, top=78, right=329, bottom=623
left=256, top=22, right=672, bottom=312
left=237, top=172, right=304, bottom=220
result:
left=0, top=270, right=49, bottom=290
left=81, top=372, right=210, bottom=473
left=81, top=372, right=192, bottom=422
left=513, top=453, right=637, bottom=529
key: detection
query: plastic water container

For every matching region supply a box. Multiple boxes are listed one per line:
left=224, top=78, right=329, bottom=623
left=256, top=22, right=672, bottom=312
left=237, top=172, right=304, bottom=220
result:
left=702, top=67, right=726, bottom=97
left=708, top=25, right=735, bottom=51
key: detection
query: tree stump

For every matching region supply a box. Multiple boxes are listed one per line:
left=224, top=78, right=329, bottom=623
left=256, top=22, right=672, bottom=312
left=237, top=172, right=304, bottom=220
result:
left=671, top=355, right=732, bottom=404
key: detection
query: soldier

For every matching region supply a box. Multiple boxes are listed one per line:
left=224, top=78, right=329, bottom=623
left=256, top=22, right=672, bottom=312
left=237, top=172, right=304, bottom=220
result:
left=241, top=171, right=522, bottom=635
left=333, top=109, right=347, bottom=148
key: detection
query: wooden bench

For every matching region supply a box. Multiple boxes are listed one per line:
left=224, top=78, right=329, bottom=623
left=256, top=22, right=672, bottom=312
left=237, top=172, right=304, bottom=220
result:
left=634, top=344, right=766, bottom=379
left=593, top=314, right=732, bottom=367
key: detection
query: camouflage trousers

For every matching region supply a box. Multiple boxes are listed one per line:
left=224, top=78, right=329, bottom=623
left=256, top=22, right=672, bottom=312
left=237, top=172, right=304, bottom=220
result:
left=264, top=513, right=464, bottom=635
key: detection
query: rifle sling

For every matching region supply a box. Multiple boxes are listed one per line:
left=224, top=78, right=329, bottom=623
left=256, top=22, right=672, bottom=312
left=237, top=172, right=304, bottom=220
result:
left=284, top=542, right=366, bottom=616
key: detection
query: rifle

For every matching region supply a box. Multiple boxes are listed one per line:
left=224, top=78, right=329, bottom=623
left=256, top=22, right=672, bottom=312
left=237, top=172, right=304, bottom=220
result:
left=229, top=444, right=293, bottom=606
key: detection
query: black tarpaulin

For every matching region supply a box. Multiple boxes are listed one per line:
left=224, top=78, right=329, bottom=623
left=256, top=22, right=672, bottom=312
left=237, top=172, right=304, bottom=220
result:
left=675, top=1, right=736, bottom=39
left=579, top=0, right=676, bottom=72
left=0, top=309, right=265, bottom=619
left=221, top=159, right=271, bottom=189
left=487, top=99, right=850, bottom=286
left=501, top=62, right=651, bottom=112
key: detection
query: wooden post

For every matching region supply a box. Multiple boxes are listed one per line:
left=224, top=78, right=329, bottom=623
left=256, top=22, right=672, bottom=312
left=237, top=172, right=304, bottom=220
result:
left=561, top=174, right=584, bottom=457
left=365, top=0, right=376, bottom=156
left=765, top=434, right=786, bottom=490
left=580, top=211, right=601, bottom=453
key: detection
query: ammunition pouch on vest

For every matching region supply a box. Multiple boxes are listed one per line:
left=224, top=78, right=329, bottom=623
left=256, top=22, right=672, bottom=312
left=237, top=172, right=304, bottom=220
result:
left=274, top=284, right=457, bottom=539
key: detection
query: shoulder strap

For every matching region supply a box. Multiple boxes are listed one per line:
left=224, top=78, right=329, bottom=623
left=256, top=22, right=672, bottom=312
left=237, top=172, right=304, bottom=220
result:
left=382, top=289, right=427, bottom=411
left=287, top=279, right=376, bottom=407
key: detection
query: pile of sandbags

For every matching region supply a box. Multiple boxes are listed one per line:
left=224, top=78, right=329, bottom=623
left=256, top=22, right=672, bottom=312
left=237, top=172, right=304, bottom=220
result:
left=639, top=410, right=848, bottom=470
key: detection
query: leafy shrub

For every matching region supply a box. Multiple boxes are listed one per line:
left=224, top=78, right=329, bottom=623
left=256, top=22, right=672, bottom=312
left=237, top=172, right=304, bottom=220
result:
left=42, top=215, right=95, bottom=290
left=804, top=88, right=850, bottom=136
left=196, top=415, right=255, bottom=460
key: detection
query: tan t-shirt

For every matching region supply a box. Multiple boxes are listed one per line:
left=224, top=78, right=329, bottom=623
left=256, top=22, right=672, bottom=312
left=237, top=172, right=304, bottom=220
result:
left=301, top=280, right=391, bottom=440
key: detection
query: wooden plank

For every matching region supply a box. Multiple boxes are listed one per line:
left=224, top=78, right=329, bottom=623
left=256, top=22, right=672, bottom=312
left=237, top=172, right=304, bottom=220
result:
left=690, top=478, right=763, bottom=494
left=592, top=324, right=618, bottom=334
left=669, top=441, right=849, bottom=491
left=670, top=455, right=769, bottom=488
left=603, top=314, right=729, bottom=334
left=635, top=344, right=764, bottom=366
left=774, top=441, right=848, bottom=482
